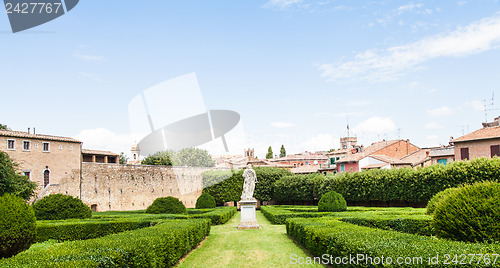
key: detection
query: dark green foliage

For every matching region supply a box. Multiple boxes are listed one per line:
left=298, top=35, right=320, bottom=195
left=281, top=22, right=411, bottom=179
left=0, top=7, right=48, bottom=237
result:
left=119, top=152, right=129, bottom=164
left=33, top=194, right=92, bottom=220
left=319, top=157, right=500, bottom=204
left=203, top=167, right=293, bottom=205
left=273, top=174, right=322, bottom=203
left=1, top=219, right=211, bottom=267
left=202, top=169, right=233, bottom=189
left=432, top=181, right=500, bottom=243
left=0, top=151, right=37, bottom=200
left=261, top=205, right=334, bottom=224
left=141, top=151, right=172, bottom=166
left=340, top=215, right=432, bottom=236
left=189, top=206, right=237, bottom=225
left=279, top=145, right=286, bottom=158
left=0, top=124, right=8, bottom=130
left=426, top=187, right=459, bottom=215
left=172, top=148, right=215, bottom=167
left=318, top=191, right=346, bottom=212
left=0, top=194, right=36, bottom=258
left=195, top=193, right=216, bottom=209
left=146, top=196, right=187, bottom=214
left=266, top=146, right=273, bottom=159
left=35, top=219, right=156, bottom=243
left=286, top=217, right=500, bottom=268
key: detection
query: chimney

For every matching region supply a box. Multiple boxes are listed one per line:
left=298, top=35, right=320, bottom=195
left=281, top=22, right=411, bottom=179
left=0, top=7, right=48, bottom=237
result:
left=33, top=128, right=36, bottom=134
left=28, top=128, right=30, bottom=134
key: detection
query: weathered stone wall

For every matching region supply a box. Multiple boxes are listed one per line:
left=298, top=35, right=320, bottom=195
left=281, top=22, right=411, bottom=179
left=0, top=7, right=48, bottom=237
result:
left=60, top=163, right=210, bottom=212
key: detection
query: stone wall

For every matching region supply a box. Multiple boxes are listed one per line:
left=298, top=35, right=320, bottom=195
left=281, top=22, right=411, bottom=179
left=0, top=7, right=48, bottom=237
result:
left=60, top=163, right=210, bottom=212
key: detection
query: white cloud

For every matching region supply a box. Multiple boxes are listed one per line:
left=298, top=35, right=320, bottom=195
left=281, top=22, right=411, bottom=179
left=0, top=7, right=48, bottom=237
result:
left=397, top=3, right=423, bottom=15
left=78, top=72, right=102, bottom=82
left=319, top=13, right=500, bottom=82
left=74, top=53, right=104, bottom=61
left=426, top=106, right=454, bottom=117
left=425, top=122, right=444, bottom=129
left=75, top=128, right=141, bottom=158
left=271, top=121, right=297, bottom=128
left=465, top=100, right=484, bottom=112
left=353, top=117, right=396, bottom=134
left=262, top=0, right=303, bottom=9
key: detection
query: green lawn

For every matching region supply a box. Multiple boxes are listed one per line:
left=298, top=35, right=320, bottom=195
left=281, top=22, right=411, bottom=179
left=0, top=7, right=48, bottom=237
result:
left=176, top=210, right=325, bottom=268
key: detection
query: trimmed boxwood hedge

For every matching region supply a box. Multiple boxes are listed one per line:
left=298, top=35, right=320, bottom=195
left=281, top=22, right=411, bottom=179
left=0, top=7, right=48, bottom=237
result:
left=286, top=217, right=500, bottom=267
left=189, top=206, right=237, bottom=225
left=318, top=191, right=347, bottom=212
left=0, top=219, right=211, bottom=267
left=33, top=194, right=91, bottom=220
left=146, top=196, right=187, bottom=214
left=195, top=193, right=216, bottom=209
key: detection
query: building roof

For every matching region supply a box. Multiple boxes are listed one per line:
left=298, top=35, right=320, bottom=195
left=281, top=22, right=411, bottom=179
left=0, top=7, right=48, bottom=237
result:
left=397, top=149, right=430, bottom=165
left=269, top=152, right=328, bottom=163
left=429, top=146, right=454, bottom=157
left=0, top=129, right=81, bottom=143
left=290, top=165, right=319, bottom=174
left=361, top=163, right=389, bottom=170
left=336, top=139, right=402, bottom=163
left=82, top=149, right=119, bottom=156
left=452, top=126, right=500, bottom=143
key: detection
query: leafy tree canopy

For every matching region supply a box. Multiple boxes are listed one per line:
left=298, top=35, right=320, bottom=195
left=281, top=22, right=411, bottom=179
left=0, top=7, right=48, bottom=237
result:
left=142, top=148, right=215, bottom=167
left=0, top=124, right=9, bottom=130
left=119, top=152, right=129, bottom=164
left=266, top=146, right=273, bottom=159
left=141, top=151, right=173, bottom=166
left=0, top=151, right=37, bottom=200
left=279, top=145, right=286, bottom=158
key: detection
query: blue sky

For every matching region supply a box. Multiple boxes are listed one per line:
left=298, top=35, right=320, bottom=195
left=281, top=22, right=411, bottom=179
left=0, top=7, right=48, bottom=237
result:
left=2, top=0, right=500, bottom=158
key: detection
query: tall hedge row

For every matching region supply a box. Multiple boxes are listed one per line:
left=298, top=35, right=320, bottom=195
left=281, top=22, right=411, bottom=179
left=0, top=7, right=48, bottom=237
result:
left=203, top=167, right=293, bottom=205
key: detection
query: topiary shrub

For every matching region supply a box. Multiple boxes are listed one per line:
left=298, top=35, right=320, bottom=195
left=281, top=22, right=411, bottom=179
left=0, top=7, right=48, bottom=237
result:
left=196, top=193, right=216, bottom=209
left=318, top=191, right=347, bottom=212
left=146, top=196, right=187, bottom=214
left=0, top=194, right=36, bottom=258
left=33, top=194, right=91, bottom=220
left=432, top=181, right=500, bottom=243
left=426, top=187, right=459, bottom=215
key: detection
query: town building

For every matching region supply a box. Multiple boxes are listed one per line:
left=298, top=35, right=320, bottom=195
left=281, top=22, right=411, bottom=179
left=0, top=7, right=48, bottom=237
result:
left=82, top=149, right=119, bottom=164
left=429, top=146, right=455, bottom=165
left=268, top=151, right=328, bottom=167
left=452, top=117, right=500, bottom=160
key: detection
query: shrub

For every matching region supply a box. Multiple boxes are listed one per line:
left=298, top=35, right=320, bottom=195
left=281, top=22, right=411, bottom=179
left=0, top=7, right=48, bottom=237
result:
left=146, top=196, right=187, bottom=214
left=0, top=151, right=37, bottom=200
left=33, top=194, right=91, bottom=220
left=195, top=193, right=216, bottom=209
left=318, top=191, right=346, bottom=212
left=426, top=187, right=459, bottom=215
left=189, top=206, right=237, bottom=225
left=0, top=194, right=36, bottom=258
left=432, top=181, right=500, bottom=243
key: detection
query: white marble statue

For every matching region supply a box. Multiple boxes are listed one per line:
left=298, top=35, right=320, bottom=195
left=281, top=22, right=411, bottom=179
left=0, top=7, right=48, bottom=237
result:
left=240, top=164, right=258, bottom=201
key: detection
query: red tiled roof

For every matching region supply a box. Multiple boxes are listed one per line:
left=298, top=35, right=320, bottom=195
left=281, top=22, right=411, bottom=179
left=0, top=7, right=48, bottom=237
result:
left=0, top=130, right=81, bottom=143
left=336, top=140, right=402, bottom=163
left=361, top=163, right=389, bottom=169
left=397, top=149, right=430, bottom=165
left=452, top=126, right=500, bottom=143
left=291, top=165, right=319, bottom=174
left=82, top=149, right=119, bottom=156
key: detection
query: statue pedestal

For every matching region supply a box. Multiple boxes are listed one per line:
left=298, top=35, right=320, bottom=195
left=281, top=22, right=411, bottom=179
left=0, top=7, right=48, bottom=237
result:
left=237, top=200, right=260, bottom=229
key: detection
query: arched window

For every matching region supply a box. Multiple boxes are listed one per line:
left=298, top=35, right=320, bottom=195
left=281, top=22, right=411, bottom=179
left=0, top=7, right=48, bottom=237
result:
left=44, top=170, right=50, bottom=188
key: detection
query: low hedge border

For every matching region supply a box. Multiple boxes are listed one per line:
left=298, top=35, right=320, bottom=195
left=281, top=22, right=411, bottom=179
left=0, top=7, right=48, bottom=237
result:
left=286, top=217, right=500, bottom=267
left=1, top=219, right=211, bottom=267
left=189, top=206, right=237, bottom=225
left=339, top=214, right=432, bottom=236
left=261, top=205, right=334, bottom=224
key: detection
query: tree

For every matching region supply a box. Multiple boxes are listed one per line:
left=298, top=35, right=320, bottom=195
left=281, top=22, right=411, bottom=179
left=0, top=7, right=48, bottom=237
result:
left=266, top=146, right=273, bottom=159
left=0, top=124, right=9, bottom=130
left=119, top=152, right=129, bottom=164
left=0, top=151, right=37, bottom=200
left=279, top=145, right=286, bottom=158
left=172, top=148, right=215, bottom=167
left=141, top=151, right=172, bottom=166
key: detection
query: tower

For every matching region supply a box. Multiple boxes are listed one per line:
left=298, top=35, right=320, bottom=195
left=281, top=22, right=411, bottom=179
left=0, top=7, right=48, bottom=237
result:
left=244, top=148, right=255, bottom=161
left=130, top=143, right=141, bottom=165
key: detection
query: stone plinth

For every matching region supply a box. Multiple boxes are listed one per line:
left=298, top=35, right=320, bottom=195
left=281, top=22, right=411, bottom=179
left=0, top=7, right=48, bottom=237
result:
left=237, top=200, right=260, bottom=229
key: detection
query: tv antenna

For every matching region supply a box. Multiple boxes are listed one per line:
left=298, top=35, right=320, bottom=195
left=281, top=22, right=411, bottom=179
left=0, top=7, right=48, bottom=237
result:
left=482, top=92, right=498, bottom=122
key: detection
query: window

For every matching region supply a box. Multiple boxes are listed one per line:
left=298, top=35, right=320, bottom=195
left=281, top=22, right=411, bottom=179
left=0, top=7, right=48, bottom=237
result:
left=330, top=158, right=335, bottom=164
left=437, top=159, right=447, bottom=165
left=70, top=146, right=73, bottom=150
left=7, top=139, right=15, bottom=150
left=340, top=164, right=345, bottom=172
left=23, top=141, right=31, bottom=151
left=491, top=145, right=500, bottom=157
left=59, top=145, right=63, bottom=150
left=460, top=147, right=469, bottom=160
left=23, top=171, right=31, bottom=180
left=42, top=142, right=50, bottom=152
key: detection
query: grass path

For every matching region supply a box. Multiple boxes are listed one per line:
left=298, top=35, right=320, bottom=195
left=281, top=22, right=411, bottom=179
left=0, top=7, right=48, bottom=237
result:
left=176, top=211, right=325, bottom=268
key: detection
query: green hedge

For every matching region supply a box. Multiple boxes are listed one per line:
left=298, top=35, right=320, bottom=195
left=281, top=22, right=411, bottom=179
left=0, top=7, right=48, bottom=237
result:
left=203, top=167, right=293, bottom=205
left=339, top=214, right=432, bottom=236
left=286, top=217, right=500, bottom=267
left=319, top=157, right=500, bottom=204
left=35, top=219, right=155, bottom=243
left=1, top=219, right=211, bottom=267
left=273, top=174, right=323, bottom=203
left=188, top=206, right=237, bottom=225
left=261, top=205, right=335, bottom=224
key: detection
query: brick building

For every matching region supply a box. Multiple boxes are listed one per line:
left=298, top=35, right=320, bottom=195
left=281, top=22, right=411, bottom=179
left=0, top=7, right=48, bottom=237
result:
left=452, top=118, right=500, bottom=160
left=0, top=129, right=82, bottom=198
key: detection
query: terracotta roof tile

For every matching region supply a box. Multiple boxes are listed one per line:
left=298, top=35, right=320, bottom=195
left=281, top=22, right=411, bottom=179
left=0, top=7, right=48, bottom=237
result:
left=452, top=126, right=500, bottom=143
left=82, top=149, right=119, bottom=156
left=0, top=130, right=81, bottom=143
